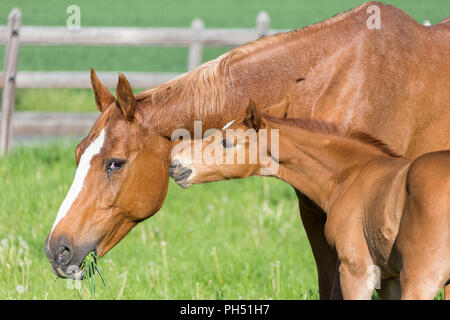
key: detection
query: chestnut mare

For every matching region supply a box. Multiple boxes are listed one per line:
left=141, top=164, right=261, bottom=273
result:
left=45, top=2, right=450, bottom=299
left=169, top=99, right=450, bottom=299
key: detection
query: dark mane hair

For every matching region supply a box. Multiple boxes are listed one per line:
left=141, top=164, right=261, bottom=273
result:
left=347, top=131, right=401, bottom=158
left=263, top=114, right=401, bottom=158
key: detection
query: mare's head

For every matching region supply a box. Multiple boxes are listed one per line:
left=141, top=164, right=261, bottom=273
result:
left=169, top=98, right=288, bottom=187
left=45, top=69, right=170, bottom=278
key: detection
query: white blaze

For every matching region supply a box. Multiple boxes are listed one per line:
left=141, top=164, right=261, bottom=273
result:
left=221, top=120, right=235, bottom=130
left=49, top=129, right=106, bottom=238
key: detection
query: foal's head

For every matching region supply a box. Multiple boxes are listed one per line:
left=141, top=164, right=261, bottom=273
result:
left=169, top=98, right=287, bottom=187
left=45, top=69, right=170, bottom=278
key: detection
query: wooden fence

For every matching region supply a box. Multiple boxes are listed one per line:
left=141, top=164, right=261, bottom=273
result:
left=0, top=8, right=282, bottom=154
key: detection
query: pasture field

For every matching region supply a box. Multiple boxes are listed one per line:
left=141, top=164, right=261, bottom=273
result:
left=0, top=0, right=448, bottom=299
left=0, top=142, right=317, bottom=299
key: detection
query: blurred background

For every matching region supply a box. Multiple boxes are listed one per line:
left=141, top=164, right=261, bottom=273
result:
left=0, top=0, right=448, bottom=299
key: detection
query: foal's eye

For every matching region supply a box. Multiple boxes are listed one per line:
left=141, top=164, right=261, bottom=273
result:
left=106, top=159, right=126, bottom=172
left=221, top=139, right=234, bottom=149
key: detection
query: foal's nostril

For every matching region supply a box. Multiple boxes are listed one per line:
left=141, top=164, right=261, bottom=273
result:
left=169, top=159, right=180, bottom=169
left=175, top=168, right=192, bottom=181
left=56, top=247, right=72, bottom=267
left=168, top=160, right=192, bottom=183
left=168, top=160, right=182, bottom=176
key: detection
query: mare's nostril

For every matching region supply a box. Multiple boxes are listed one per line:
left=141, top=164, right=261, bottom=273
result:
left=56, top=247, right=72, bottom=267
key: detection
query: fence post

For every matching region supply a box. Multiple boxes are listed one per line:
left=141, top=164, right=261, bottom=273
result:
left=256, top=11, right=270, bottom=38
left=0, top=8, right=21, bottom=155
left=188, top=18, right=204, bottom=71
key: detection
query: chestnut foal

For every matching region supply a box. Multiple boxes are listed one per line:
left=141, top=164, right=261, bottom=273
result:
left=170, top=100, right=450, bottom=299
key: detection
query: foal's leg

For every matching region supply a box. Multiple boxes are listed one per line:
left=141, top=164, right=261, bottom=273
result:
left=400, top=270, right=443, bottom=300
left=336, top=231, right=375, bottom=300
left=396, top=217, right=447, bottom=298
left=339, top=260, right=374, bottom=300
left=445, top=284, right=450, bottom=300
left=398, top=241, right=447, bottom=299
left=296, top=191, right=343, bottom=300
left=397, top=153, right=450, bottom=300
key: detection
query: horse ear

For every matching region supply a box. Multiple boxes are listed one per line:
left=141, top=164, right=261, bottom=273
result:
left=243, top=99, right=263, bottom=130
left=90, top=67, right=115, bottom=112
left=115, top=73, right=136, bottom=120
left=265, top=95, right=290, bottom=118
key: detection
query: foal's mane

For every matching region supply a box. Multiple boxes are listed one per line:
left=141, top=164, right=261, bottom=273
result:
left=134, top=2, right=372, bottom=119
left=263, top=114, right=401, bottom=158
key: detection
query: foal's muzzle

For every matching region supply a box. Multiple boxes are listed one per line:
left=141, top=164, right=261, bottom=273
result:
left=168, top=159, right=192, bottom=188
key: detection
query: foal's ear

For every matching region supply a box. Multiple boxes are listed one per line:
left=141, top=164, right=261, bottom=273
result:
left=243, top=99, right=263, bottom=130
left=91, top=67, right=115, bottom=112
left=116, top=73, right=136, bottom=120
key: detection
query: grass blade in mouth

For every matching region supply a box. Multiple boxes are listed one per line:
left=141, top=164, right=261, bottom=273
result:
left=80, top=252, right=107, bottom=299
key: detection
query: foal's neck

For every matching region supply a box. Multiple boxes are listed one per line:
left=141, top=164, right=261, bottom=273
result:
left=266, top=120, right=393, bottom=212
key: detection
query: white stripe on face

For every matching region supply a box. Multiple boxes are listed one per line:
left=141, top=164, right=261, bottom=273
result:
left=222, top=120, right=235, bottom=130
left=49, top=129, right=106, bottom=238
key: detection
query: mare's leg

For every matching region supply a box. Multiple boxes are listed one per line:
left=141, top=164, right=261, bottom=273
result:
left=295, top=190, right=342, bottom=300
left=377, top=279, right=401, bottom=300
left=445, top=284, right=450, bottom=300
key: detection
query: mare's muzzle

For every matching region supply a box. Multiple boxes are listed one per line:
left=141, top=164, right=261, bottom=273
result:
left=45, top=235, right=94, bottom=279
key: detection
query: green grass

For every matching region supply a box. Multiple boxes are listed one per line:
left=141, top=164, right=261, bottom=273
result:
left=0, top=141, right=316, bottom=299
left=1, top=0, right=449, bottom=112
left=80, top=251, right=107, bottom=299
left=1, top=141, right=443, bottom=300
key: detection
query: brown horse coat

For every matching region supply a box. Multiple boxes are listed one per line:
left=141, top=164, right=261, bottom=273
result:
left=45, top=2, right=450, bottom=299
left=170, top=101, right=450, bottom=299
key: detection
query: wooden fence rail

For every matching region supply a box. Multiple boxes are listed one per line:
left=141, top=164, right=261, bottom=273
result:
left=0, top=8, right=21, bottom=155
left=11, top=111, right=98, bottom=136
left=0, top=8, right=284, bottom=154
left=0, top=71, right=180, bottom=89
left=0, top=24, right=278, bottom=47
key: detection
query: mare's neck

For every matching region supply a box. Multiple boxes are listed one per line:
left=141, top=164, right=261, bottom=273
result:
left=142, top=13, right=357, bottom=137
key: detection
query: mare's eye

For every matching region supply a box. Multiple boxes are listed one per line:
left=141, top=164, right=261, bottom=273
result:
left=106, top=159, right=126, bottom=172
left=222, top=139, right=234, bottom=148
